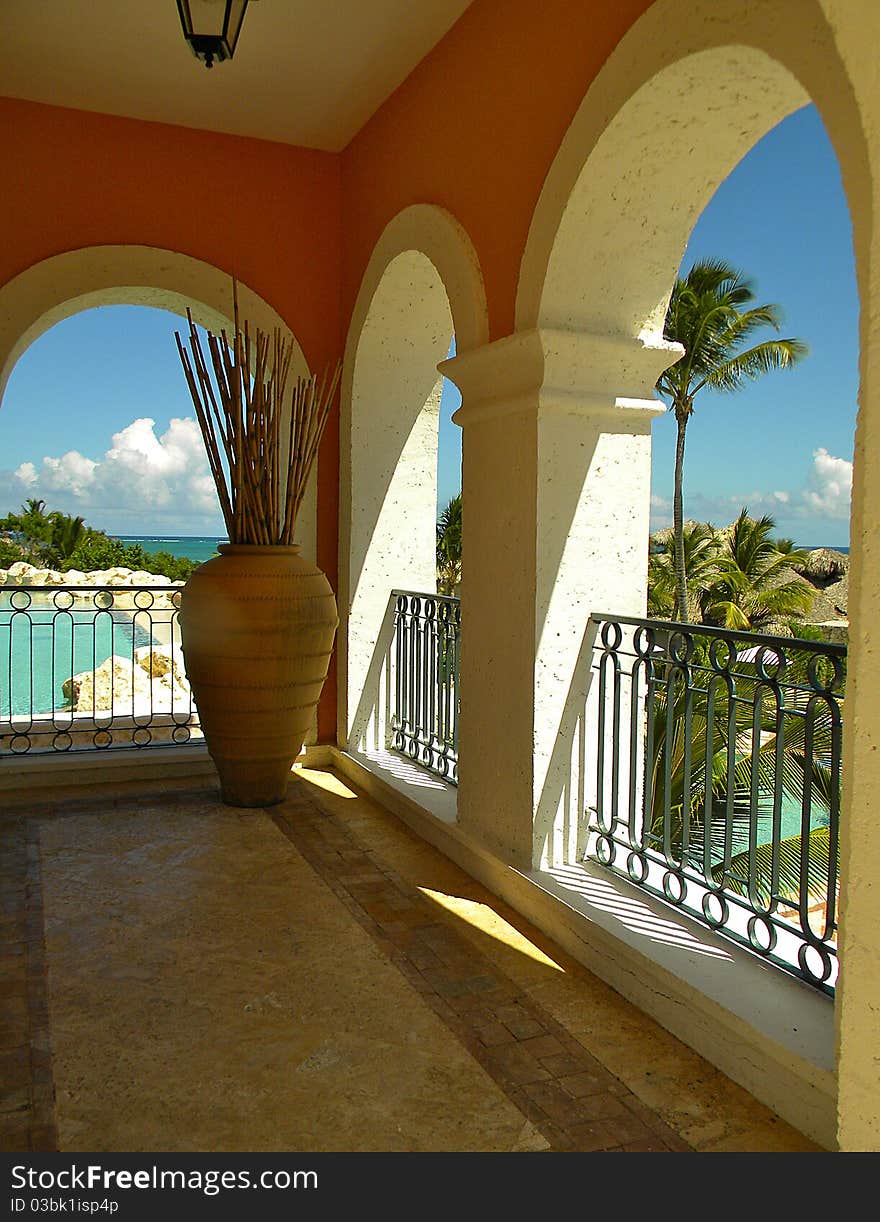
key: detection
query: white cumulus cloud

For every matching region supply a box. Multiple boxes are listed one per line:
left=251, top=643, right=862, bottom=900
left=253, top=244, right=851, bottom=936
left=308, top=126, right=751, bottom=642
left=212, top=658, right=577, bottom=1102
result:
left=651, top=447, right=853, bottom=534
left=0, top=417, right=223, bottom=534
left=803, top=447, right=852, bottom=519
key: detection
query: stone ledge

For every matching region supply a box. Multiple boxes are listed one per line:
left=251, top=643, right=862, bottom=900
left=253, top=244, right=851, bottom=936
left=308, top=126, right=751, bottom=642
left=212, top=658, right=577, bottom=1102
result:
left=0, top=742, right=334, bottom=810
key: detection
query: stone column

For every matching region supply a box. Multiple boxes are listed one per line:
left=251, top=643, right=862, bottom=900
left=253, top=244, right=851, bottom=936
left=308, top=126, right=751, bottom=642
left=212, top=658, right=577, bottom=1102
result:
left=820, top=0, right=880, bottom=1154
left=441, top=328, right=676, bottom=870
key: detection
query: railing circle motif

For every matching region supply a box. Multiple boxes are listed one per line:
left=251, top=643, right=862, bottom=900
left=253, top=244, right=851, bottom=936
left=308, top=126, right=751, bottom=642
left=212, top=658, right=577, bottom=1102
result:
left=755, top=646, right=786, bottom=683
left=702, top=891, right=729, bottom=928
left=9, top=590, right=33, bottom=611
left=600, top=621, right=623, bottom=652
left=668, top=632, right=694, bottom=664
left=132, top=727, right=153, bottom=747
left=171, top=725, right=191, bottom=744
left=52, top=731, right=73, bottom=752
left=133, top=589, right=157, bottom=610
left=633, top=626, right=656, bottom=660
left=662, top=870, right=686, bottom=905
left=52, top=589, right=75, bottom=612
left=595, top=835, right=614, bottom=866
left=93, top=730, right=112, bottom=749
left=708, top=638, right=733, bottom=673
left=807, top=652, right=842, bottom=695
left=626, top=852, right=648, bottom=885
left=10, top=734, right=31, bottom=754
left=747, top=914, right=778, bottom=956
left=798, top=941, right=834, bottom=986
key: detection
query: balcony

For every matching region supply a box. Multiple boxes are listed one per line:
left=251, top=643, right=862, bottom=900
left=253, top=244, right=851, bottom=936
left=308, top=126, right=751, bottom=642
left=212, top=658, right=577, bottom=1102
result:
left=3, top=0, right=879, bottom=1157
left=0, top=582, right=833, bottom=1152
left=1, top=523, right=847, bottom=1164
left=2, top=765, right=819, bottom=1153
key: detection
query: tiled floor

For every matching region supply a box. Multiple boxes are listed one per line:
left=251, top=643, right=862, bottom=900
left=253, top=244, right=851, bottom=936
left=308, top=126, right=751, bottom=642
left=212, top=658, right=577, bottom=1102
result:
left=0, top=767, right=820, bottom=1152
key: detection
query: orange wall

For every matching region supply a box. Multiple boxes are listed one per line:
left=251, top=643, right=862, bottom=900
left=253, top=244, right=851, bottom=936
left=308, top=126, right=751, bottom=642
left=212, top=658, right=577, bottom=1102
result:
left=0, top=96, right=343, bottom=736
left=341, top=0, right=654, bottom=342
left=1, top=98, right=342, bottom=368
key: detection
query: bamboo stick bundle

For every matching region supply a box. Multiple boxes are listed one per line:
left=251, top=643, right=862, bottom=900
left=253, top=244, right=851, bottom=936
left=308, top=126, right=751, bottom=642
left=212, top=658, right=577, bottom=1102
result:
left=175, top=283, right=340, bottom=547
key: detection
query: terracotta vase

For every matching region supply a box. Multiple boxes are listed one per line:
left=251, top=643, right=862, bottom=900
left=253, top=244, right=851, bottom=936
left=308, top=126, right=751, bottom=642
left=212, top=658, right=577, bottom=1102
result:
left=179, top=544, right=338, bottom=807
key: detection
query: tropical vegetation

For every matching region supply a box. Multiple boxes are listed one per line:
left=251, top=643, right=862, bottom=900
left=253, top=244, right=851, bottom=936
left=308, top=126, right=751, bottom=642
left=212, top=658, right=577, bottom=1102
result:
left=0, top=500, right=200, bottom=581
left=656, top=259, right=808, bottom=622
left=436, top=494, right=462, bottom=595
left=644, top=510, right=839, bottom=929
left=648, top=509, right=814, bottom=633
left=645, top=632, right=838, bottom=918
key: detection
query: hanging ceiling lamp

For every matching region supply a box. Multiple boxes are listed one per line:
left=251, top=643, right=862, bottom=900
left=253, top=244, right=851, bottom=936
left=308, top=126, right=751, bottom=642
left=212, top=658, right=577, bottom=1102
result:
left=177, top=1, right=251, bottom=70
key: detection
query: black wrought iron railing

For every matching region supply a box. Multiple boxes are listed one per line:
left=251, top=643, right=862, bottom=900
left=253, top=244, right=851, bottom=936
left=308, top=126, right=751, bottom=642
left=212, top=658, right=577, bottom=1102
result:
left=0, top=585, right=199, bottom=755
left=389, top=591, right=460, bottom=783
left=588, top=615, right=843, bottom=992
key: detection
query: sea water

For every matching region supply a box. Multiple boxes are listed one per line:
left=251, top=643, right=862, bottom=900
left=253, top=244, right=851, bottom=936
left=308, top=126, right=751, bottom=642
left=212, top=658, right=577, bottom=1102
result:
left=115, top=535, right=227, bottom=564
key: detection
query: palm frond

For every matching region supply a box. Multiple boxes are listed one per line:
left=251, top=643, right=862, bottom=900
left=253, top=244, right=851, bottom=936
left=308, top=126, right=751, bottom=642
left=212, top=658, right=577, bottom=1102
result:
left=712, top=825, right=833, bottom=907
left=701, top=338, right=808, bottom=394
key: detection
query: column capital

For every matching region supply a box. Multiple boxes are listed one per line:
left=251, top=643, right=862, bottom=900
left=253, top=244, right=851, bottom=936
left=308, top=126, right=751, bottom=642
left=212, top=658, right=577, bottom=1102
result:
left=440, top=327, right=680, bottom=426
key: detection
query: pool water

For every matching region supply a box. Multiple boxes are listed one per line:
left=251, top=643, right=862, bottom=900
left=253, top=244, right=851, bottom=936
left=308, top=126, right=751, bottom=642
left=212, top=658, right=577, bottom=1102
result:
left=0, top=605, right=154, bottom=718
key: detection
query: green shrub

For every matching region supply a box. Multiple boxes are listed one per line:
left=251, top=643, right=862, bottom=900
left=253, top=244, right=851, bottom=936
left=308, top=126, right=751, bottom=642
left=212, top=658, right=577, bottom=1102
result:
left=0, top=537, right=25, bottom=567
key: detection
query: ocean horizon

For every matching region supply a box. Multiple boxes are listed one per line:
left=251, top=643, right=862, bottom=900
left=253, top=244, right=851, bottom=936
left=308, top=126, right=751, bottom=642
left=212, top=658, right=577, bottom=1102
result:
left=114, top=535, right=228, bottom=563
left=118, top=534, right=851, bottom=565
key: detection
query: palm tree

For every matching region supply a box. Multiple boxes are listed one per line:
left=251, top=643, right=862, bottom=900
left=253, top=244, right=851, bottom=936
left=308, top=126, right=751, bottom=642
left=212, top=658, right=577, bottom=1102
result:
left=656, top=260, right=807, bottom=623
left=48, top=512, right=87, bottom=562
left=436, top=494, right=462, bottom=595
left=648, top=521, right=726, bottom=622
left=702, top=510, right=813, bottom=632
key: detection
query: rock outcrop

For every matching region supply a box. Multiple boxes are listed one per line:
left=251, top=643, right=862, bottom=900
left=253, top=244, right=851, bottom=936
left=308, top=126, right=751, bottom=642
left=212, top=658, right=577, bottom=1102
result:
left=62, top=647, right=192, bottom=715
left=0, top=563, right=182, bottom=594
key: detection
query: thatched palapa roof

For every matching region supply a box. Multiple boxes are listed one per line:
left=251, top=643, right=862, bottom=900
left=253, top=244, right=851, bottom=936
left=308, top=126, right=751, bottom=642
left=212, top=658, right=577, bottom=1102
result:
left=800, top=548, right=849, bottom=581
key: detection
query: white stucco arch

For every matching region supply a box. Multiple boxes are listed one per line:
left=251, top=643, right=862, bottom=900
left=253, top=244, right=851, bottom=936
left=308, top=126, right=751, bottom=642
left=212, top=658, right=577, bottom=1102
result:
left=338, top=205, right=487, bottom=751
left=503, top=0, right=878, bottom=1152
left=0, top=245, right=317, bottom=558
left=517, top=0, right=869, bottom=358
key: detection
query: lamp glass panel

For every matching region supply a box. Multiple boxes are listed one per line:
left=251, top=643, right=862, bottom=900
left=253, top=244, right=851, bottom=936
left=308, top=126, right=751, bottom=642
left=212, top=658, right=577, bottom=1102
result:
left=226, top=1, right=249, bottom=51
left=184, top=0, right=228, bottom=38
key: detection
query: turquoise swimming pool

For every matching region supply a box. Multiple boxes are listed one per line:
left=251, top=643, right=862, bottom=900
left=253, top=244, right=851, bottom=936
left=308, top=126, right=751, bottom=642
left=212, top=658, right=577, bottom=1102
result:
left=0, top=599, right=154, bottom=718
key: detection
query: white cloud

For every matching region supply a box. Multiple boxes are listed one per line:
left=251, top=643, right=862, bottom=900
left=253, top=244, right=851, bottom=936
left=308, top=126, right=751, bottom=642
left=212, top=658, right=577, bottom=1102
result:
left=14, top=461, right=37, bottom=487
left=803, top=447, right=852, bottom=519
left=40, top=451, right=97, bottom=497
left=651, top=448, right=853, bottom=533
left=649, top=493, right=673, bottom=533
left=0, top=417, right=223, bottom=534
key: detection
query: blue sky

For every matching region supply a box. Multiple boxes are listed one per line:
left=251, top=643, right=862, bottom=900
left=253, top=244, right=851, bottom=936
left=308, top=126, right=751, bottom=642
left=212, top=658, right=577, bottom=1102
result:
left=0, top=103, right=858, bottom=544
left=650, top=102, right=858, bottom=546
